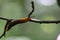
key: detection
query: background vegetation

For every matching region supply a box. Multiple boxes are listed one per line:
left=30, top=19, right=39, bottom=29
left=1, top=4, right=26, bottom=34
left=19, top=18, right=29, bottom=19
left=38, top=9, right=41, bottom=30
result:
left=0, top=0, right=60, bottom=40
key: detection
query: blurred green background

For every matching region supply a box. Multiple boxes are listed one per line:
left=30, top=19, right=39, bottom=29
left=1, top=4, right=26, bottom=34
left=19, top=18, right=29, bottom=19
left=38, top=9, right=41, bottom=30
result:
left=0, top=0, right=60, bottom=40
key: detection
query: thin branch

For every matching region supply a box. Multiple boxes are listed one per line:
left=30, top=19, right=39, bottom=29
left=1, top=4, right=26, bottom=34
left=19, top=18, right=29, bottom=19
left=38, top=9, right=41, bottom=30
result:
left=0, top=20, right=12, bottom=39
left=0, top=17, right=9, bottom=21
left=30, top=18, right=60, bottom=24
left=28, top=1, right=34, bottom=18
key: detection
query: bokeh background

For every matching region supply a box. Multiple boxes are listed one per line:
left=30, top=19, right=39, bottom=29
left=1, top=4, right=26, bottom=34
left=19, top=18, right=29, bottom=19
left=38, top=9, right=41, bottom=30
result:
left=0, top=0, right=60, bottom=40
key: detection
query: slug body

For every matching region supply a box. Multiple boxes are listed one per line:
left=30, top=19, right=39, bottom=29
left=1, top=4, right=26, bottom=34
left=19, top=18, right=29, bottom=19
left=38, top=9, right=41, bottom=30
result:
left=6, top=17, right=31, bottom=31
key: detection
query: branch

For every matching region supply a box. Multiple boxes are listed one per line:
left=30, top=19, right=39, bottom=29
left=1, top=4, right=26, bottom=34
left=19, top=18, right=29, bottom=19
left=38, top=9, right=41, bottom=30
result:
left=0, top=19, right=12, bottom=39
left=0, top=17, right=9, bottom=21
left=30, top=18, right=60, bottom=24
left=28, top=1, right=34, bottom=18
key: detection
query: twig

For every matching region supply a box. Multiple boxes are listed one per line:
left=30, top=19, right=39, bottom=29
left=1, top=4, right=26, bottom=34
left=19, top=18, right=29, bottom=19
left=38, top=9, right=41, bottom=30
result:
left=30, top=18, right=60, bottom=24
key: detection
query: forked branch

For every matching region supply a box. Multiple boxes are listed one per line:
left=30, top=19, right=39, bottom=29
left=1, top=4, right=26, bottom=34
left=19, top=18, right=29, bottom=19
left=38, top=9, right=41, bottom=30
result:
left=0, top=1, right=60, bottom=39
